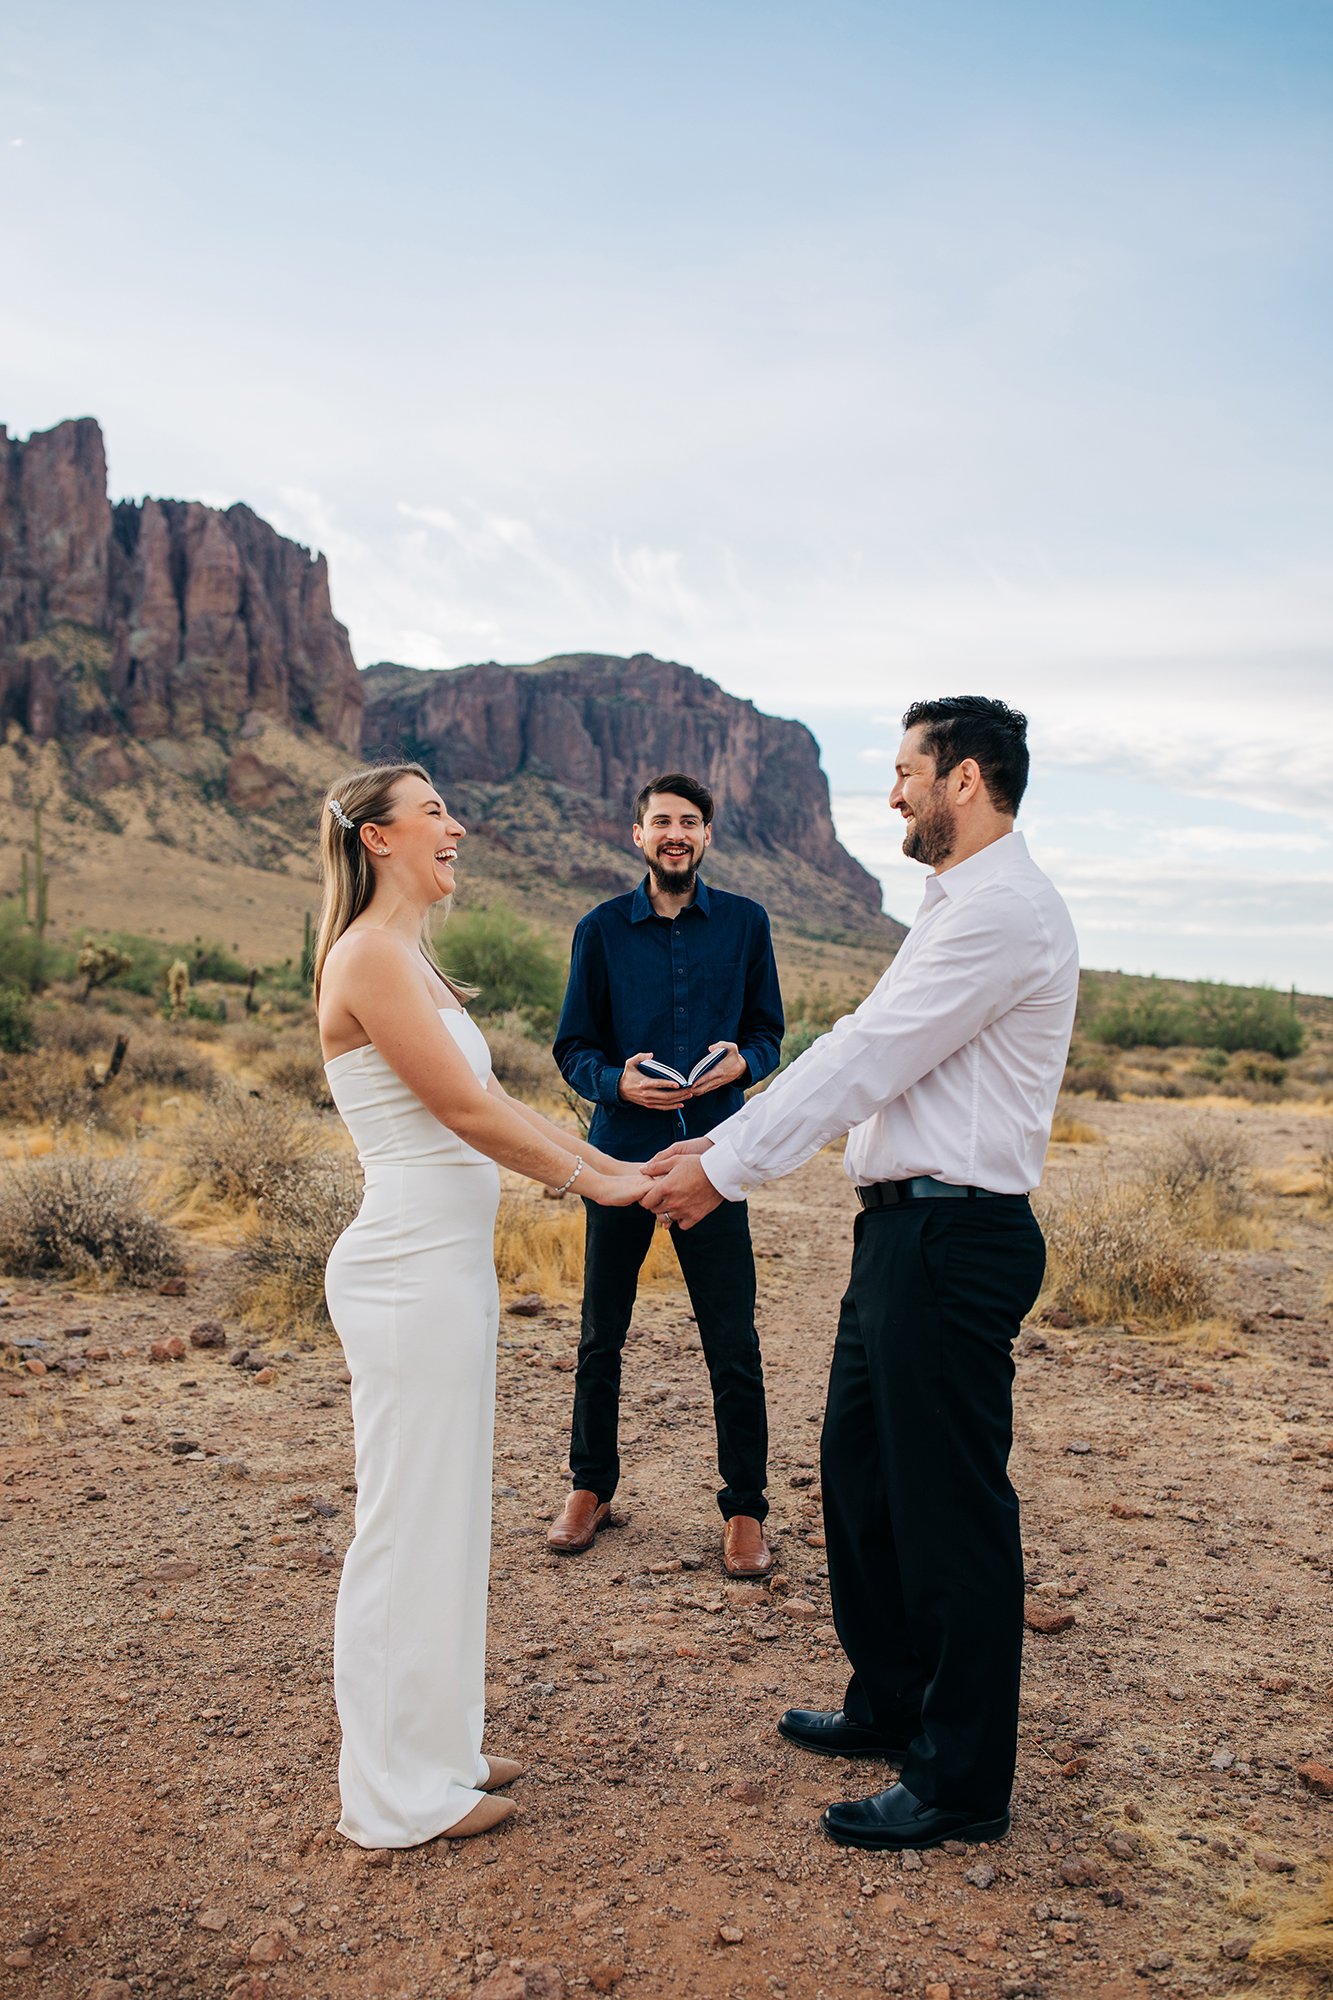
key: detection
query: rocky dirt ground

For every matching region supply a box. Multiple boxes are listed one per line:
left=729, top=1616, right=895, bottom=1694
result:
left=2, top=1098, right=1331, bottom=2000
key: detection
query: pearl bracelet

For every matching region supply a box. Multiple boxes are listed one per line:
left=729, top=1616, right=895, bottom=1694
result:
left=551, top=1155, right=584, bottom=1197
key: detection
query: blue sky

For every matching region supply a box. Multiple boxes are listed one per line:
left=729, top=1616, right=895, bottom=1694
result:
left=4, top=2, right=1331, bottom=986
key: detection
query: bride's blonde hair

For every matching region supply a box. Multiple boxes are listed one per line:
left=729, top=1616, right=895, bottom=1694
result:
left=313, top=761, right=477, bottom=1003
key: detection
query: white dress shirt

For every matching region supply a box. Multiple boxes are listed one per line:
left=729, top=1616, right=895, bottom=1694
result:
left=701, top=831, right=1078, bottom=1200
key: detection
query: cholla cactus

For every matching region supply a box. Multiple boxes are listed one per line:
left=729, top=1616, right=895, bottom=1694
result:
left=165, top=958, right=190, bottom=1016
left=77, top=939, right=133, bottom=1004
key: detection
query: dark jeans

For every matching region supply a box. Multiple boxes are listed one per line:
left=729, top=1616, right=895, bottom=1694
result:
left=821, top=1197, right=1046, bottom=1813
left=569, top=1197, right=769, bottom=1521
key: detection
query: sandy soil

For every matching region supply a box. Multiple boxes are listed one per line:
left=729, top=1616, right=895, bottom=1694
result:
left=2, top=1098, right=1331, bottom=2000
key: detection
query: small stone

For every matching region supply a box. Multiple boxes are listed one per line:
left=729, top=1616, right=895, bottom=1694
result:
left=229, top=1347, right=251, bottom=1367
left=1066, top=1440, right=1092, bottom=1455
left=24, top=1357, right=47, bottom=1375
left=965, top=1864, right=996, bottom=1889
left=149, top=1342, right=172, bottom=1363
left=158, top=1276, right=188, bottom=1296
left=727, top=1780, right=765, bottom=1805
left=473, top=1971, right=526, bottom=2000
left=86, top=1345, right=111, bottom=1361
left=1104, top=1831, right=1139, bottom=1861
left=253, top=1367, right=277, bottom=1385
left=783, top=1596, right=822, bottom=1621
left=1220, top=1936, right=1253, bottom=1961
left=717, top=1925, right=744, bottom=1945
left=507, top=1293, right=546, bottom=1317
left=17, top=1928, right=48, bottom=1949
left=588, top=1962, right=624, bottom=1991
left=522, top=1969, right=565, bottom=2000
left=1058, top=1855, right=1100, bottom=1888
left=611, top=1639, right=647, bottom=1659
left=1051, top=1922, right=1078, bottom=1943
left=3, top=1949, right=33, bottom=1970
left=190, top=1321, right=227, bottom=1348
left=1144, top=1951, right=1173, bottom=1972
left=1044, top=1308, right=1076, bottom=1328
left=899, top=1851, right=923, bottom=1871
left=364, top=1847, right=391, bottom=1868
left=1254, top=1849, right=1297, bottom=1873
left=248, top=1932, right=288, bottom=1964
left=925, top=1984, right=953, bottom=2000
left=1296, top=1759, right=1333, bottom=1797
left=1210, top=1748, right=1235, bottom=1771
left=167, top=1439, right=199, bottom=1455
left=196, top=1909, right=227, bottom=1931
left=1025, top=1603, right=1076, bottom=1635
left=86, top=1984, right=132, bottom=2000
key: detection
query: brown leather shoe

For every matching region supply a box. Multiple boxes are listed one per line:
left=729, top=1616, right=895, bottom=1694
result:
left=547, top=1489, right=611, bottom=1553
left=722, top=1514, right=773, bottom=1578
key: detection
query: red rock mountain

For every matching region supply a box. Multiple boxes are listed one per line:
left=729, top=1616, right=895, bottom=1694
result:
left=0, top=417, right=362, bottom=753
left=0, top=417, right=897, bottom=942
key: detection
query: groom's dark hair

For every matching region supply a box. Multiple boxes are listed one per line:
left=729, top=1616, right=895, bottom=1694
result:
left=902, top=696, right=1030, bottom=816
left=634, top=772, right=715, bottom=826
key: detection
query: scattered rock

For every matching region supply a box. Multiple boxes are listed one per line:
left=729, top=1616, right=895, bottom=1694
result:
left=1296, top=1759, right=1333, bottom=1797
left=158, top=1276, right=188, bottom=1296
left=1104, top=1830, right=1139, bottom=1861
left=899, top=1851, right=923, bottom=1872
left=248, top=1931, right=289, bottom=1964
left=964, top=1864, right=996, bottom=1889
left=167, top=1439, right=199, bottom=1455
left=229, top=1347, right=251, bottom=1368
left=783, top=1596, right=822, bottom=1621
left=3, top=1949, right=33, bottom=1970
left=1139, top=1952, right=1173, bottom=1973
left=727, top=1780, right=765, bottom=1805
left=474, top=1971, right=526, bottom=2000
left=190, top=1321, right=227, bottom=1348
left=253, top=1367, right=277, bottom=1385
left=1025, top=1603, right=1076, bottom=1635
left=24, top=1357, right=47, bottom=1375
left=1210, top=1748, right=1236, bottom=1771
left=1220, top=1937, right=1253, bottom=1961
left=86, top=1983, right=132, bottom=2000
left=588, top=1960, right=624, bottom=1991
left=1109, top=1500, right=1144, bottom=1519
left=507, top=1294, right=547, bottom=1317
left=717, top=1925, right=744, bottom=1945
left=925, top=1984, right=953, bottom=2000
left=1058, top=1855, right=1101, bottom=1888
left=195, top=1909, right=227, bottom=1931
left=1254, top=1849, right=1297, bottom=1874
left=1065, top=1440, right=1092, bottom=1455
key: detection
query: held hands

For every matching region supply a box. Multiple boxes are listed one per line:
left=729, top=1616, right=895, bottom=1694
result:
left=583, top=1165, right=654, bottom=1208
left=639, top=1139, right=722, bottom=1231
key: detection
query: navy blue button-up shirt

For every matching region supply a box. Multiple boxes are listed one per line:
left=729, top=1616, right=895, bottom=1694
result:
left=553, top=876, right=784, bottom=1162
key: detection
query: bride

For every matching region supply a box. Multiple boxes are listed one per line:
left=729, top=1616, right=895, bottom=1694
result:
left=315, top=761, right=648, bottom=1847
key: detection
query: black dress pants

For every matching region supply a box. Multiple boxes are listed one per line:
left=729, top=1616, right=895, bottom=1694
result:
left=820, top=1196, right=1046, bottom=1813
left=569, top=1197, right=768, bottom=1521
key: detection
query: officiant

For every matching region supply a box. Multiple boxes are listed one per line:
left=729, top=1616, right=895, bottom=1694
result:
left=549, top=772, right=784, bottom=1575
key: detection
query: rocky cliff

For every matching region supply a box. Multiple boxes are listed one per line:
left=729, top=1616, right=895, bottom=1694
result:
left=0, top=417, right=363, bottom=755
left=362, top=653, right=891, bottom=931
left=0, top=416, right=899, bottom=949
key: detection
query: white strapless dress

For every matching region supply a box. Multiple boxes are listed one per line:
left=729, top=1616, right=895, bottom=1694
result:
left=324, top=1009, right=502, bottom=1847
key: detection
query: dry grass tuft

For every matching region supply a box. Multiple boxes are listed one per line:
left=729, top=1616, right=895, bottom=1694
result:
left=1237, top=1860, right=1333, bottom=1984
left=1037, top=1178, right=1215, bottom=1329
left=495, top=1191, right=680, bottom=1299
left=257, top=1042, right=333, bottom=1110
left=1049, top=1101, right=1104, bottom=1146
left=0, top=1150, right=183, bottom=1285
left=1143, top=1118, right=1268, bottom=1248
left=485, top=1013, right=563, bottom=1098
left=0, top=1048, right=129, bottom=1134
left=181, top=1085, right=326, bottom=1207
left=232, top=1158, right=362, bottom=1333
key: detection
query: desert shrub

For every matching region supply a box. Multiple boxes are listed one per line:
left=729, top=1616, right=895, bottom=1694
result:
left=37, top=1004, right=126, bottom=1057
left=259, top=1043, right=333, bottom=1110
left=125, top=1027, right=219, bottom=1094
left=181, top=1085, right=325, bottom=1205
left=1037, top=1179, right=1214, bottom=1328
left=1148, top=1120, right=1250, bottom=1211
left=1317, top=1144, right=1333, bottom=1209
left=185, top=939, right=249, bottom=984
left=778, top=1020, right=822, bottom=1071
left=1062, top=1048, right=1120, bottom=1100
left=0, top=1151, right=183, bottom=1284
left=0, top=901, right=72, bottom=992
left=0, top=986, right=35, bottom=1055
left=439, top=908, right=565, bottom=1031
left=233, top=1157, right=362, bottom=1330
left=86, top=930, right=171, bottom=997
left=1087, top=979, right=1195, bottom=1050
left=485, top=1012, right=562, bottom=1098
left=0, top=1048, right=127, bottom=1132
left=228, top=1020, right=283, bottom=1059
left=493, top=1191, right=678, bottom=1298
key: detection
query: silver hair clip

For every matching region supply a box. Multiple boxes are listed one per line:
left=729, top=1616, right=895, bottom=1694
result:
left=329, top=798, right=354, bottom=831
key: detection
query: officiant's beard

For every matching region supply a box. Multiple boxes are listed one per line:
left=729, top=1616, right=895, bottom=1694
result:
left=647, top=855, right=699, bottom=895
left=902, top=788, right=957, bottom=868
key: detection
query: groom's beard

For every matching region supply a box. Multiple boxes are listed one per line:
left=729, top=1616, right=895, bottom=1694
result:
left=647, top=855, right=699, bottom=895
left=902, top=787, right=957, bottom=867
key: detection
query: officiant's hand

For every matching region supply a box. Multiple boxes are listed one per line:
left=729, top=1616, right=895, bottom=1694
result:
left=618, top=1052, right=694, bottom=1110
left=686, top=1041, right=747, bottom=1096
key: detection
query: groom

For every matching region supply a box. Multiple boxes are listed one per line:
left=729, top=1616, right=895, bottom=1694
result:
left=642, top=698, right=1078, bottom=1849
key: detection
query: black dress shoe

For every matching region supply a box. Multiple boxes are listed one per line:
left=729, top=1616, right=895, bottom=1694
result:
left=821, top=1781, right=1010, bottom=1851
left=777, top=1708, right=910, bottom=1759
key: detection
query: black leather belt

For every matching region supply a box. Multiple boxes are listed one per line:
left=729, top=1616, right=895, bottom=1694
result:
left=856, top=1176, right=1000, bottom=1210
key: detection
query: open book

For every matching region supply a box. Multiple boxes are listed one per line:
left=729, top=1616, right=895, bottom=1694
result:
left=637, top=1048, right=729, bottom=1089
